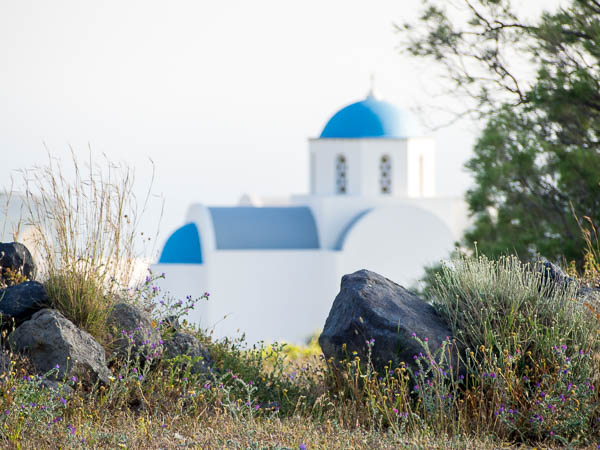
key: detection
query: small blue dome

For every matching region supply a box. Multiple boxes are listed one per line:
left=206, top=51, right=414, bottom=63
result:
left=320, top=95, right=421, bottom=139
left=159, top=223, right=203, bottom=264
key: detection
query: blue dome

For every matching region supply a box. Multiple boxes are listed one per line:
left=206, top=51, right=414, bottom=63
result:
left=320, top=95, right=421, bottom=139
left=159, top=223, right=203, bottom=264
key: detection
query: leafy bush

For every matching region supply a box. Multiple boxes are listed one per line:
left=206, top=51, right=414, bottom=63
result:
left=428, top=254, right=598, bottom=365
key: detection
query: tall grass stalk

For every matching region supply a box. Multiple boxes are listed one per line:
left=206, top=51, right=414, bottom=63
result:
left=18, top=150, right=161, bottom=338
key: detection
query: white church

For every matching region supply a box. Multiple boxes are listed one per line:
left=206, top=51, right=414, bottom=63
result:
left=152, top=91, right=469, bottom=344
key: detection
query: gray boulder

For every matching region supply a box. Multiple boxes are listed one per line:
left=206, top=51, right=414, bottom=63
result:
left=107, top=302, right=163, bottom=360
left=8, top=309, right=112, bottom=384
left=0, top=242, right=36, bottom=282
left=163, top=332, right=212, bottom=374
left=0, top=350, right=11, bottom=376
left=0, top=281, right=49, bottom=323
left=540, top=260, right=600, bottom=301
left=319, top=270, right=453, bottom=371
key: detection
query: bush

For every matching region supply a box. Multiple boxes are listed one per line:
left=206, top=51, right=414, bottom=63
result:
left=428, top=254, right=598, bottom=365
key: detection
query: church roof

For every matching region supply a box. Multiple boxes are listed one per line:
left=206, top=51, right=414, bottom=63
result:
left=159, top=222, right=203, bottom=264
left=320, top=95, right=421, bottom=139
left=209, top=207, right=320, bottom=250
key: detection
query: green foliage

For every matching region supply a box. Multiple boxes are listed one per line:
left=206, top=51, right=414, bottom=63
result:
left=401, top=0, right=600, bottom=266
left=429, top=254, right=598, bottom=363
left=44, top=271, right=113, bottom=343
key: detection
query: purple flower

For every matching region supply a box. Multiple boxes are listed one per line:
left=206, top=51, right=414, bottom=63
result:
left=71, top=376, right=77, bottom=383
left=299, top=445, right=307, bottom=450
left=60, top=397, right=67, bottom=405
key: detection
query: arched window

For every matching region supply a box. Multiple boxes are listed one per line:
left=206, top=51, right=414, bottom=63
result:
left=335, top=154, right=347, bottom=194
left=379, top=154, right=392, bottom=194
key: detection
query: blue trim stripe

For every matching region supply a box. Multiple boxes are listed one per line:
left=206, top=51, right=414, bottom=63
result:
left=159, top=222, right=203, bottom=264
left=209, top=207, right=320, bottom=250
left=334, top=209, right=372, bottom=250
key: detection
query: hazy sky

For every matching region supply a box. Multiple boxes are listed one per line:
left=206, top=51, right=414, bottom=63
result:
left=0, top=0, right=563, bottom=255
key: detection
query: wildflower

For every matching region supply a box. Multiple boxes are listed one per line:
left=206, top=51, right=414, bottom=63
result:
left=411, top=332, right=416, bottom=337
left=60, top=397, right=67, bottom=405
left=393, top=408, right=399, bottom=414
left=108, top=376, right=115, bottom=382
left=4, top=410, right=9, bottom=415
left=71, top=376, right=77, bottom=383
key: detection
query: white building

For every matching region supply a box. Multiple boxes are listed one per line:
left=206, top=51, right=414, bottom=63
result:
left=152, top=92, right=469, bottom=344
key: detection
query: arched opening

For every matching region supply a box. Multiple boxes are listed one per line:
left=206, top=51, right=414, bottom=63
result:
left=335, top=154, right=347, bottom=194
left=379, top=154, right=392, bottom=194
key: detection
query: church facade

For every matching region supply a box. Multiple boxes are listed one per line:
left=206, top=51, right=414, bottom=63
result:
left=152, top=93, right=469, bottom=344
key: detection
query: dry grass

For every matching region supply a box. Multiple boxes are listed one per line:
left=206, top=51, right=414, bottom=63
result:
left=14, top=410, right=510, bottom=449
left=14, top=150, right=161, bottom=338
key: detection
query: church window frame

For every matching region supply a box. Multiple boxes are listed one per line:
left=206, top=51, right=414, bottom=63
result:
left=335, top=154, right=347, bottom=194
left=379, top=154, right=392, bottom=194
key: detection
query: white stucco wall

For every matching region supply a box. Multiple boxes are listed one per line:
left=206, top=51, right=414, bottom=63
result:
left=153, top=250, right=339, bottom=345
left=406, top=138, right=436, bottom=197
left=337, top=205, right=456, bottom=288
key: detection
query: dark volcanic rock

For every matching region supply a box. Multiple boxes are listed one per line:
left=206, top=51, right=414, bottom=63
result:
left=163, top=332, right=212, bottom=374
left=539, top=260, right=600, bottom=301
left=0, top=242, right=36, bottom=282
left=107, top=303, right=163, bottom=359
left=0, top=281, right=49, bottom=323
left=8, top=309, right=112, bottom=384
left=319, top=270, right=452, bottom=371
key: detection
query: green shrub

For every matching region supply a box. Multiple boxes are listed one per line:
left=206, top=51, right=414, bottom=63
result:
left=428, top=254, right=598, bottom=365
